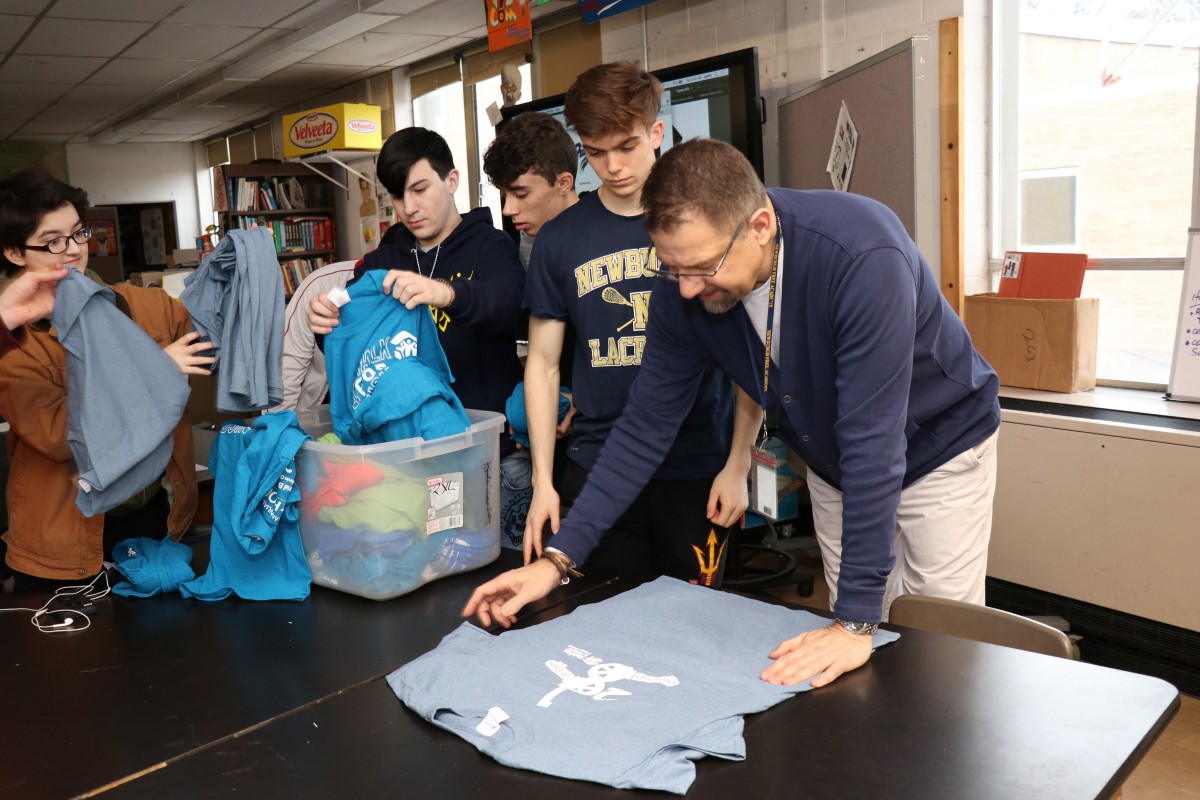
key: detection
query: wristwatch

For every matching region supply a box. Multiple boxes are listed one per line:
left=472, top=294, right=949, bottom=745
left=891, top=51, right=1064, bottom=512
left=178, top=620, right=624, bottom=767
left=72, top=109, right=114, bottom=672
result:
left=834, top=618, right=879, bottom=636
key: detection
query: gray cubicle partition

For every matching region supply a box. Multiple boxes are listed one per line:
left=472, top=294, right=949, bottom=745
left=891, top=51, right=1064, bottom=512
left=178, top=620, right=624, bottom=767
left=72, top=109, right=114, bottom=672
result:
left=777, top=36, right=939, bottom=274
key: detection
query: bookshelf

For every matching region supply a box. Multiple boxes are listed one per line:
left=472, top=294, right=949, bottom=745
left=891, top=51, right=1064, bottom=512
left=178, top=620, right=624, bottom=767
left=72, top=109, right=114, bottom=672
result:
left=215, top=161, right=339, bottom=295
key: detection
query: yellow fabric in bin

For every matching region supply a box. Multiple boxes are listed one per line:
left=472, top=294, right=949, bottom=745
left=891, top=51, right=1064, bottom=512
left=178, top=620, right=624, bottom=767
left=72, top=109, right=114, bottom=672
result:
left=317, top=465, right=429, bottom=537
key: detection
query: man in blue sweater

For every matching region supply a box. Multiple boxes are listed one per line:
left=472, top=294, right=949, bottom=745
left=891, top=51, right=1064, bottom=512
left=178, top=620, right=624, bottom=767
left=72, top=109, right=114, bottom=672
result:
left=465, top=139, right=1001, bottom=689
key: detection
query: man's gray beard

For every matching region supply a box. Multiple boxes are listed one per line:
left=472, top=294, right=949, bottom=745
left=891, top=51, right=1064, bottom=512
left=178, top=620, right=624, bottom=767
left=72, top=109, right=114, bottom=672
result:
left=701, top=290, right=740, bottom=314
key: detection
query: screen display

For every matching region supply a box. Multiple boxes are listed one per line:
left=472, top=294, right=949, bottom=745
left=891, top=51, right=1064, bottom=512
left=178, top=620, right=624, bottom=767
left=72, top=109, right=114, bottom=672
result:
left=501, top=48, right=762, bottom=193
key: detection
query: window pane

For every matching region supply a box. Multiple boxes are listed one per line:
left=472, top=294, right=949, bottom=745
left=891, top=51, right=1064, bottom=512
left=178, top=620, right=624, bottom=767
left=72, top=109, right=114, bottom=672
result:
left=1020, top=171, right=1077, bottom=247
left=1083, top=269, right=1184, bottom=385
left=413, top=82, right=470, bottom=213
left=1018, top=1, right=1198, bottom=259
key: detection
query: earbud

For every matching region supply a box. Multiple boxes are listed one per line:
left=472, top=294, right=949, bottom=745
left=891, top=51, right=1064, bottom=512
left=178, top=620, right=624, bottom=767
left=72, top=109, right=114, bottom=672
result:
left=43, top=617, right=75, bottom=629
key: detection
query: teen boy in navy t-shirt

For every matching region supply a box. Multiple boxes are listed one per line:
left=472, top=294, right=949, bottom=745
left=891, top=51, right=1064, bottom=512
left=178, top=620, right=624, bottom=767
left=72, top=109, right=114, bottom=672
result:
left=521, top=62, right=743, bottom=585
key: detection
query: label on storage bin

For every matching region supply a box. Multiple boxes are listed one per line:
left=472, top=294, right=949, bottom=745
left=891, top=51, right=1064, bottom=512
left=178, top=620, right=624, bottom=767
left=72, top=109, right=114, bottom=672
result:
left=426, top=472, right=464, bottom=534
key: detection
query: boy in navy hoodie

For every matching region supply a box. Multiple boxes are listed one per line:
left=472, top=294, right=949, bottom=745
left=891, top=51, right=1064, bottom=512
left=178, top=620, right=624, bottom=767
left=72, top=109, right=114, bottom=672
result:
left=309, top=128, right=526, bottom=532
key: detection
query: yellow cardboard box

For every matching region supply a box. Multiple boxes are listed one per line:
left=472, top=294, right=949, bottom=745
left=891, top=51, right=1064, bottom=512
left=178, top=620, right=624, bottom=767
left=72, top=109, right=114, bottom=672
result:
left=281, top=103, right=382, bottom=158
left=964, top=293, right=1099, bottom=393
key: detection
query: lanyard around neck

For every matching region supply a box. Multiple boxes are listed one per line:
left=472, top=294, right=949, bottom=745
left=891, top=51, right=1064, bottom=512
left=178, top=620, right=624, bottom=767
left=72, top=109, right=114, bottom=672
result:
left=756, top=212, right=783, bottom=447
left=761, top=212, right=783, bottom=398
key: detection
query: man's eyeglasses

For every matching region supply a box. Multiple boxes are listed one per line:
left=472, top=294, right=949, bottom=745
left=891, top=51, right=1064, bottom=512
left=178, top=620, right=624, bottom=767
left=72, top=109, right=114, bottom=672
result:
left=646, top=219, right=746, bottom=282
left=24, top=227, right=93, bottom=255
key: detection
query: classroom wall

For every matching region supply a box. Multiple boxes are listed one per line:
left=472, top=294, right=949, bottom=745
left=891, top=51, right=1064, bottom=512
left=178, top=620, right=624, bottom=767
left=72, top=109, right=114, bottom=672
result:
left=599, top=0, right=990, bottom=293
left=65, top=142, right=203, bottom=251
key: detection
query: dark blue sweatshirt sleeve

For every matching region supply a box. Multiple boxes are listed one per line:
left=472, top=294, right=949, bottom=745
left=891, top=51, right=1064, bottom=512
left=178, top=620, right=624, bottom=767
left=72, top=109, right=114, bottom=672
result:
left=549, top=281, right=711, bottom=566
left=446, top=228, right=526, bottom=337
left=827, top=246, right=919, bottom=623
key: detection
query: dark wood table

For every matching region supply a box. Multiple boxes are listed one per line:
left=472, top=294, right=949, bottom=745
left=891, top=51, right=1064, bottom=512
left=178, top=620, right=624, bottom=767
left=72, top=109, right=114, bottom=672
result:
left=0, top=549, right=1178, bottom=800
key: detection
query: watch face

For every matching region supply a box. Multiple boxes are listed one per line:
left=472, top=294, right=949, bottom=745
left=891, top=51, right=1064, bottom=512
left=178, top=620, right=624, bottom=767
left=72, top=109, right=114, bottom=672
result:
left=838, top=619, right=879, bottom=635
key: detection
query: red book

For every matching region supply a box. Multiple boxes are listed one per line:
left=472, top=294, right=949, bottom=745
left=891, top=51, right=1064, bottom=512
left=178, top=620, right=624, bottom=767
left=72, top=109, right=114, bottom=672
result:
left=998, top=251, right=1088, bottom=299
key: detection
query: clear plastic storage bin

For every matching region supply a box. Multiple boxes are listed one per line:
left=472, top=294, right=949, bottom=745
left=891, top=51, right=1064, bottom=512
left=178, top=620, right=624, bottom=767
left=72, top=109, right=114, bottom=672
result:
left=294, top=406, right=503, bottom=600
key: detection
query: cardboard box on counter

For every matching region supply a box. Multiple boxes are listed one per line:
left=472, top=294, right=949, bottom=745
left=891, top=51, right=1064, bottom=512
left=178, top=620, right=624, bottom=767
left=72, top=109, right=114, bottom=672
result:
left=964, top=293, right=1099, bottom=393
left=128, top=268, right=194, bottom=298
left=167, top=248, right=201, bottom=269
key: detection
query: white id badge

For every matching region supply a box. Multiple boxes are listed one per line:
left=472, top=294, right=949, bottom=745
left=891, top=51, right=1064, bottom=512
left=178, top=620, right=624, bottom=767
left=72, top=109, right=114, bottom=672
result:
left=749, top=446, right=780, bottom=520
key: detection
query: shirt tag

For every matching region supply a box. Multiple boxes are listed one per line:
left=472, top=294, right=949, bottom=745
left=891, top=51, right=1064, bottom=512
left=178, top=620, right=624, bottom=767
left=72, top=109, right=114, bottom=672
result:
left=475, top=706, right=509, bottom=737
left=750, top=446, right=779, bottom=520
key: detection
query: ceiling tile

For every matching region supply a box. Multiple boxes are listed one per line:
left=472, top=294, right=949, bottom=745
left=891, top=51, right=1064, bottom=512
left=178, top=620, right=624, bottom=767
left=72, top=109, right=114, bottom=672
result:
left=124, top=133, right=193, bottom=142
left=16, top=17, right=152, bottom=57
left=19, top=118, right=91, bottom=135
left=166, top=0, right=314, bottom=28
left=0, top=103, right=47, bottom=121
left=0, top=1, right=49, bottom=14
left=123, top=23, right=261, bottom=60
left=161, top=104, right=268, bottom=123
left=0, top=82, right=73, bottom=103
left=0, top=55, right=107, bottom=84
left=0, top=13, right=35, bottom=53
left=45, top=0, right=173, bottom=22
left=35, top=104, right=116, bottom=123
left=6, top=133, right=71, bottom=143
left=381, top=36, right=473, bottom=68
left=303, top=31, right=435, bottom=67
left=59, top=83, right=149, bottom=104
left=360, top=0, right=440, bottom=13
left=374, top=3, right=485, bottom=37
left=87, top=58, right=209, bottom=87
left=141, top=119, right=226, bottom=136
left=206, top=28, right=296, bottom=65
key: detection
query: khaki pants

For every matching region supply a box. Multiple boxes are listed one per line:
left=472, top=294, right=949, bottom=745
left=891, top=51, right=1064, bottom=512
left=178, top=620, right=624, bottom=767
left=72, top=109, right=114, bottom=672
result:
left=806, top=430, right=999, bottom=621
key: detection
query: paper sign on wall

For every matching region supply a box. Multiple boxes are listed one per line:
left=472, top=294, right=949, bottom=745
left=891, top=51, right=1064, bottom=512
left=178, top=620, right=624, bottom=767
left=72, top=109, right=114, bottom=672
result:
left=826, top=101, right=858, bottom=192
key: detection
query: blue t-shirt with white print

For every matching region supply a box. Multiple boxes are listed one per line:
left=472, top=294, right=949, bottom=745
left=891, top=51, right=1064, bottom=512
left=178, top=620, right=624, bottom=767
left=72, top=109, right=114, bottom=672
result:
left=180, top=411, right=311, bottom=601
left=388, top=577, right=900, bottom=794
left=325, top=269, right=469, bottom=445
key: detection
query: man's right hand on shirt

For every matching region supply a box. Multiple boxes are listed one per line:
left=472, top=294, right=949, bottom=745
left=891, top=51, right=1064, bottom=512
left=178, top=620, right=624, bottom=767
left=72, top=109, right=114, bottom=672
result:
left=308, top=293, right=339, bottom=334
left=462, top=558, right=561, bottom=628
left=523, top=486, right=561, bottom=564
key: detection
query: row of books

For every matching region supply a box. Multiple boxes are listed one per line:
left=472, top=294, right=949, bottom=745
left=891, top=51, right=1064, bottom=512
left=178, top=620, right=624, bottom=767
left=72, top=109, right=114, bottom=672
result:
left=279, top=258, right=328, bottom=297
left=231, top=215, right=334, bottom=254
left=229, top=176, right=330, bottom=212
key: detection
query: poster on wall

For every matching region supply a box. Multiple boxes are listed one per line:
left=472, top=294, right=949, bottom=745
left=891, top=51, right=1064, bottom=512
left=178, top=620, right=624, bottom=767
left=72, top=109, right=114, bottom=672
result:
left=580, top=0, right=658, bottom=24
left=485, top=0, right=532, bottom=52
left=141, top=207, right=167, bottom=266
left=88, top=220, right=118, bottom=257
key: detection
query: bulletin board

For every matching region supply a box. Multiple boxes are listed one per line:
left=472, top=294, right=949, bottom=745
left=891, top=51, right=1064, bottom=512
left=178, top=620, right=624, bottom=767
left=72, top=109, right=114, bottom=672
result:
left=777, top=36, right=938, bottom=261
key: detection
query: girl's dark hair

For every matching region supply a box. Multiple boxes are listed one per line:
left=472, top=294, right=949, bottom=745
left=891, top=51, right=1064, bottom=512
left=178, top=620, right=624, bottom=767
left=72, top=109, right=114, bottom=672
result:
left=0, top=168, right=89, bottom=275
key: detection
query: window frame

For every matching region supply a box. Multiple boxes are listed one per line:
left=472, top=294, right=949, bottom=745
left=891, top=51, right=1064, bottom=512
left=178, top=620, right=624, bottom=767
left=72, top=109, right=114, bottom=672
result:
left=989, top=0, right=1198, bottom=391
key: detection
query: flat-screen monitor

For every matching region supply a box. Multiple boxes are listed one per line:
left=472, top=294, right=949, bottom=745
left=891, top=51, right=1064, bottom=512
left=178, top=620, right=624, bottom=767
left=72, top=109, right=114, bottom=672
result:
left=499, top=48, right=764, bottom=194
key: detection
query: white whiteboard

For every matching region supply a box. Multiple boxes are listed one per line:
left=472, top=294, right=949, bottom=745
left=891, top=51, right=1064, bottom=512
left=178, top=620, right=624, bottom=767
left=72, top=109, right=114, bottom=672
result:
left=1167, top=227, right=1200, bottom=402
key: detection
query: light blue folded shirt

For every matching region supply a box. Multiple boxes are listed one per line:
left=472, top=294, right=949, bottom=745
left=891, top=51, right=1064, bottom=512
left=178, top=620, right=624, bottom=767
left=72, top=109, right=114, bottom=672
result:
left=51, top=270, right=189, bottom=517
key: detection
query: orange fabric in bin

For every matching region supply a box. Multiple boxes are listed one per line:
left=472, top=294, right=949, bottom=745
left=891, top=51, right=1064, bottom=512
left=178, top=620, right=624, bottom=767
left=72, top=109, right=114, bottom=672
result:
left=301, top=461, right=386, bottom=517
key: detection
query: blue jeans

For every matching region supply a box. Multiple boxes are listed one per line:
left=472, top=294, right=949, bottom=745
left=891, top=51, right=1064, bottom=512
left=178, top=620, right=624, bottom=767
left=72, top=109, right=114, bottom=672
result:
left=499, top=450, right=533, bottom=550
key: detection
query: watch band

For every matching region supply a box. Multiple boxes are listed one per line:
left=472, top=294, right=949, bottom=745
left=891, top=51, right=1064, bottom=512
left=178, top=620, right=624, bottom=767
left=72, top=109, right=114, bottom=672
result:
left=834, top=618, right=879, bottom=636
